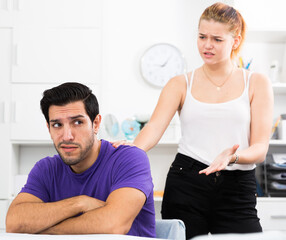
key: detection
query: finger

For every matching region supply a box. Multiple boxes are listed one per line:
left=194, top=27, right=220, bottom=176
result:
left=199, top=167, right=212, bottom=175
left=199, top=168, right=208, bottom=174
left=232, top=144, right=239, bottom=153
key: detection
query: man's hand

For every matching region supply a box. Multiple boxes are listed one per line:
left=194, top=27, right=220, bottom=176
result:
left=78, top=195, right=105, bottom=213
left=199, top=144, right=239, bottom=175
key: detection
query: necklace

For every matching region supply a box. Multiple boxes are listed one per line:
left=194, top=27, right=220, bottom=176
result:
left=203, top=65, right=234, bottom=91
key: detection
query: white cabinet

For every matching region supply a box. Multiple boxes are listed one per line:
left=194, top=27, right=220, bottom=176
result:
left=0, top=200, right=9, bottom=231
left=257, top=198, right=286, bottom=231
left=10, top=84, right=53, bottom=141
left=0, top=28, right=13, bottom=199
left=12, top=0, right=101, bottom=28
left=12, top=27, right=102, bottom=84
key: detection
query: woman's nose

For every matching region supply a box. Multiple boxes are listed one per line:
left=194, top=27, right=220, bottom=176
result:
left=205, top=39, right=213, bottom=49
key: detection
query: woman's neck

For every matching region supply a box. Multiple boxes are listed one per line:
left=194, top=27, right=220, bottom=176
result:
left=203, top=60, right=234, bottom=76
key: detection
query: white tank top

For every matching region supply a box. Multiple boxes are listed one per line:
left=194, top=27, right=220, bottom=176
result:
left=178, top=68, right=255, bottom=171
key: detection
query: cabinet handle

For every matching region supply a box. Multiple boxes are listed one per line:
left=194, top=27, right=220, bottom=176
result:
left=11, top=101, right=16, bottom=123
left=13, top=44, right=19, bottom=66
left=271, top=215, right=286, bottom=219
left=0, top=102, right=4, bottom=123
left=12, top=0, right=20, bottom=10
left=4, top=101, right=9, bottom=123
left=0, top=102, right=9, bottom=123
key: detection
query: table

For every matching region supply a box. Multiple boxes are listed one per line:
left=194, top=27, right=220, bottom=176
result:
left=0, top=233, right=162, bottom=240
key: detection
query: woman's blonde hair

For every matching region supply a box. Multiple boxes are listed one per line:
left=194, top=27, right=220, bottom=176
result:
left=199, top=2, right=246, bottom=58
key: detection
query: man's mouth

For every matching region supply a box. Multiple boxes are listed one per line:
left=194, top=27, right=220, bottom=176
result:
left=59, top=143, right=79, bottom=152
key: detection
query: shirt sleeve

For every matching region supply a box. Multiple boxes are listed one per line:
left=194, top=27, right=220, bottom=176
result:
left=20, top=158, right=51, bottom=202
left=110, top=146, right=153, bottom=199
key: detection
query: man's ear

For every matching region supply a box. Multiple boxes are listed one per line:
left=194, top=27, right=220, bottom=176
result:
left=93, top=114, right=101, bottom=135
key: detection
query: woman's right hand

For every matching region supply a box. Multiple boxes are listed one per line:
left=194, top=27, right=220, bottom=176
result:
left=111, top=140, right=135, bottom=148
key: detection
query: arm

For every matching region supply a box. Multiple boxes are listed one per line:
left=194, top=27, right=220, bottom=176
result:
left=6, top=193, right=105, bottom=234
left=40, top=187, right=146, bottom=235
left=239, top=73, right=274, bottom=163
left=200, top=73, right=273, bottom=175
left=133, top=75, right=186, bottom=151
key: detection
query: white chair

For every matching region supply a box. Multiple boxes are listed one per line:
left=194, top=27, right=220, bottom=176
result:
left=155, top=219, right=186, bottom=240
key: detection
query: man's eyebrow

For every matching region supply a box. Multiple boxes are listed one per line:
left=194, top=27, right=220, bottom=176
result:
left=49, top=115, right=85, bottom=123
left=70, top=115, right=85, bottom=120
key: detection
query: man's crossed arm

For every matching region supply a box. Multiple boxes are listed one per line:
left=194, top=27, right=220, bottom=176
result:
left=6, top=187, right=146, bottom=235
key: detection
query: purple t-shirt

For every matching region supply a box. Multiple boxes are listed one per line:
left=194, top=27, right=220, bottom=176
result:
left=21, top=139, right=155, bottom=237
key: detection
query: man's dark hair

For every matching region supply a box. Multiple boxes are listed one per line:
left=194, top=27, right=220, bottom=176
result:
left=40, top=82, right=99, bottom=124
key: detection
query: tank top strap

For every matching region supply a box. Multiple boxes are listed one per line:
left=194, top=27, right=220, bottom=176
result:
left=184, top=73, right=189, bottom=89
left=190, top=70, right=195, bottom=88
left=242, top=68, right=253, bottom=91
left=184, top=69, right=196, bottom=90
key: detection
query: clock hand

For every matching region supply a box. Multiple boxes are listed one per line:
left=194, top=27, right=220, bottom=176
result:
left=161, top=56, right=171, bottom=67
left=153, top=56, right=171, bottom=67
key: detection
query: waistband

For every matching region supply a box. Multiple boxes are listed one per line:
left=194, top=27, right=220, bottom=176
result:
left=175, top=153, right=255, bottom=176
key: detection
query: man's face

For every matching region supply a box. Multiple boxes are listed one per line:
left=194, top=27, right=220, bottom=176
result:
left=48, top=101, right=99, bottom=168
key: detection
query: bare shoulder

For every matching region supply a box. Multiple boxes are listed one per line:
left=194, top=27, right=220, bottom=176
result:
left=165, top=73, right=188, bottom=93
left=248, top=71, right=273, bottom=102
left=249, top=71, right=272, bottom=92
left=249, top=72, right=271, bottom=87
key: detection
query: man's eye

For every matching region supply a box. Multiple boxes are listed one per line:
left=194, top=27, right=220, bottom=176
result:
left=74, top=120, right=83, bottom=125
left=215, top=38, right=222, bottom=42
left=199, top=36, right=205, bottom=39
left=52, top=123, right=61, bottom=128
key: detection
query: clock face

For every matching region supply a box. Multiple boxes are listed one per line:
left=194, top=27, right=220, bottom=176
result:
left=141, top=43, right=185, bottom=88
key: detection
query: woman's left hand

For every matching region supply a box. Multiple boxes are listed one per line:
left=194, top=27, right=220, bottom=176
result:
left=199, top=144, right=239, bottom=175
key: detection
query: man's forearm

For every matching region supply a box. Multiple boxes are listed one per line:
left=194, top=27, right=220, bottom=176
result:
left=40, top=203, right=131, bottom=235
left=40, top=188, right=146, bottom=235
left=6, top=195, right=105, bottom=234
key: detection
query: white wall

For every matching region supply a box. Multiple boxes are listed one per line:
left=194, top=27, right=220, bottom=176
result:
left=100, top=0, right=234, bottom=122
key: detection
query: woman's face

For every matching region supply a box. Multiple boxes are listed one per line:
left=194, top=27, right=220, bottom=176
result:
left=197, top=19, right=236, bottom=65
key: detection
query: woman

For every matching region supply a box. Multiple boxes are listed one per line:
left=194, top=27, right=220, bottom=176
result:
left=114, top=2, right=273, bottom=239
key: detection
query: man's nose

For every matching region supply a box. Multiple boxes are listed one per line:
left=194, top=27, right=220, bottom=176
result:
left=63, top=126, right=74, bottom=141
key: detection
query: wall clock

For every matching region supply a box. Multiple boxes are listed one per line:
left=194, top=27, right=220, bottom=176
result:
left=140, top=43, right=186, bottom=88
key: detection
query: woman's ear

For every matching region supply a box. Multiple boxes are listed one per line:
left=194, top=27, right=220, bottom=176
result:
left=233, top=34, right=242, bottom=50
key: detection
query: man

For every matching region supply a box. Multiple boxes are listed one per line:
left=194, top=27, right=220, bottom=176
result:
left=6, top=82, right=156, bottom=237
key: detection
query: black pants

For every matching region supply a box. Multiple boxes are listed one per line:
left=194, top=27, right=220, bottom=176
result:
left=161, top=153, right=262, bottom=239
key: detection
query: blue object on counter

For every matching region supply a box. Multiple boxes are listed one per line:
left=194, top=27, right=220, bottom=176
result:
left=121, top=119, right=140, bottom=140
left=245, top=58, right=253, bottom=70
